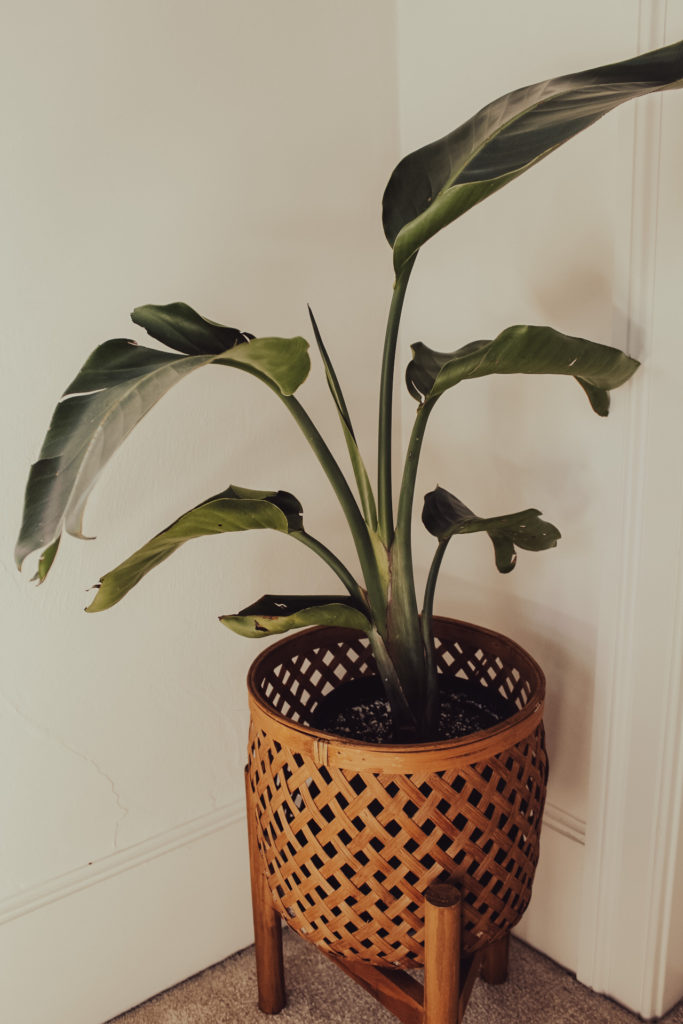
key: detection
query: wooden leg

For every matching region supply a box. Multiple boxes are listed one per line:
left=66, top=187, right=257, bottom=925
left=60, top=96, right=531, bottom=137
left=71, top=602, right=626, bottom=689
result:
left=481, top=933, right=510, bottom=986
left=424, top=883, right=462, bottom=1024
left=244, top=767, right=286, bottom=1014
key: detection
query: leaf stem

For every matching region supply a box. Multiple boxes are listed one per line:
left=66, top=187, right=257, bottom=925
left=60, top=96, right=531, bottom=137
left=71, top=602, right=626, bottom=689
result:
left=421, top=538, right=448, bottom=727
left=378, top=256, right=416, bottom=546
left=367, top=627, right=419, bottom=740
left=394, top=397, right=437, bottom=563
left=378, top=393, right=438, bottom=737
left=279, top=393, right=387, bottom=630
left=292, top=531, right=365, bottom=605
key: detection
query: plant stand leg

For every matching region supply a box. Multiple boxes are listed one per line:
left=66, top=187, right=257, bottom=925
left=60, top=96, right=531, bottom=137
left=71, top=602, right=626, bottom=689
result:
left=424, top=883, right=462, bottom=1024
left=481, top=933, right=510, bottom=985
left=244, top=766, right=286, bottom=1014
left=314, top=880, right=487, bottom=1024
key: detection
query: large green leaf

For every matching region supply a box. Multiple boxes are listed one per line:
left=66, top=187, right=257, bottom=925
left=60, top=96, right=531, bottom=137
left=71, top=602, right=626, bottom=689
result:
left=86, top=486, right=303, bottom=612
left=423, top=486, right=560, bottom=573
left=16, top=303, right=310, bottom=579
left=406, top=324, right=639, bottom=413
left=383, top=40, right=683, bottom=271
left=220, top=594, right=371, bottom=638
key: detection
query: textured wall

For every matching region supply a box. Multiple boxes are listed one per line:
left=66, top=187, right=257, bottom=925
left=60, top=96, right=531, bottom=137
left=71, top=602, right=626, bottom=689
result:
left=1, top=4, right=398, bottom=1017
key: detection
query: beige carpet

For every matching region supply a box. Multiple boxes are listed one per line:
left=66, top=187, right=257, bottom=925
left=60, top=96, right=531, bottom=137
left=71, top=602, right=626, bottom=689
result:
left=108, top=928, right=683, bottom=1023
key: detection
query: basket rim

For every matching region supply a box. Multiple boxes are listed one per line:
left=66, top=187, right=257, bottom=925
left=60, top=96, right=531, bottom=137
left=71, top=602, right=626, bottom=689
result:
left=247, top=616, right=545, bottom=772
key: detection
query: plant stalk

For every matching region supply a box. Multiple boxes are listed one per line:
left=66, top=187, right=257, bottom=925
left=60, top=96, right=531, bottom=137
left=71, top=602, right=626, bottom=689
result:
left=279, top=393, right=387, bottom=629
left=421, top=538, right=448, bottom=730
left=367, top=627, right=419, bottom=740
left=385, top=396, right=439, bottom=736
left=292, top=531, right=366, bottom=605
left=395, top=398, right=437, bottom=546
left=377, top=256, right=416, bottom=546
left=392, top=397, right=438, bottom=631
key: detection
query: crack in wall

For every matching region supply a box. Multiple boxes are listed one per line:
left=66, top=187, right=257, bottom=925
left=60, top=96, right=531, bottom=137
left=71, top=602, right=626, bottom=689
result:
left=161, top=676, right=249, bottom=809
left=0, top=690, right=129, bottom=850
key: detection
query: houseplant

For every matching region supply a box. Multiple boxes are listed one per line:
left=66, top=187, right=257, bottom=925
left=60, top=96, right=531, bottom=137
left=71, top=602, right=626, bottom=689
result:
left=16, top=37, right=683, bottom=1013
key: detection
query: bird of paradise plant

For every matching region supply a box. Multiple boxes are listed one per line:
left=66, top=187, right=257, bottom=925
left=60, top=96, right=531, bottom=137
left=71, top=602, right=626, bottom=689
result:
left=17, top=40, right=683, bottom=740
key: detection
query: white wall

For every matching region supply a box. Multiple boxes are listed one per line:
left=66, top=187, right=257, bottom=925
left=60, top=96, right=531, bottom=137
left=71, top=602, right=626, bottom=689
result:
left=395, top=0, right=634, bottom=972
left=1, top=3, right=398, bottom=1021
left=396, top=0, right=636, bottom=837
left=396, top=0, right=683, bottom=1016
left=394, top=0, right=635, bottom=961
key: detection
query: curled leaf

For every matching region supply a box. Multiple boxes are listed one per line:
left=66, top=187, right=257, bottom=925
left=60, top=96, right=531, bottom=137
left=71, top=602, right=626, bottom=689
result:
left=423, top=486, right=560, bottom=573
left=406, top=324, right=639, bottom=413
left=220, top=594, right=371, bottom=638
left=131, top=301, right=253, bottom=355
left=383, top=40, right=683, bottom=271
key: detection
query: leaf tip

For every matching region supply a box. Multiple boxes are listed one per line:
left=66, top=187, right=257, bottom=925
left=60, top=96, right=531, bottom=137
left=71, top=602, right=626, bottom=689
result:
left=26, top=536, right=62, bottom=584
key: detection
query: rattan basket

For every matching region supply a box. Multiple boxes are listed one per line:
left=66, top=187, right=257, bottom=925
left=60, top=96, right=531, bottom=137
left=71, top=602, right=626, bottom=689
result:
left=246, top=617, right=548, bottom=968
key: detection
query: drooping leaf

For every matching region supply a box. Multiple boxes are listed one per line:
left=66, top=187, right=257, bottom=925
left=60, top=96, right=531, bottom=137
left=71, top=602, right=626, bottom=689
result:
left=130, top=301, right=253, bottom=355
left=383, top=40, right=683, bottom=271
left=17, top=340, right=216, bottom=574
left=86, top=487, right=303, bottom=612
left=214, top=334, right=310, bottom=396
left=16, top=303, right=310, bottom=579
left=220, top=594, right=371, bottom=638
left=307, top=305, right=378, bottom=529
left=406, top=324, right=639, bottom=413
left=133, top=303, right=309, bottom=396
left=423, top=486, right=560, bottom=573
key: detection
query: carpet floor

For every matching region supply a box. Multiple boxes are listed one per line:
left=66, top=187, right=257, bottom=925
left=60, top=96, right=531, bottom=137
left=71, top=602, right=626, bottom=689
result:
left=107, top=928, right=683, bottom=1024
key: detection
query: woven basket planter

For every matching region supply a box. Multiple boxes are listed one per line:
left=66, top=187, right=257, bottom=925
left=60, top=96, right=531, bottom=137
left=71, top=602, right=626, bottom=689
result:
left=246, top=616, right=548, bottom=969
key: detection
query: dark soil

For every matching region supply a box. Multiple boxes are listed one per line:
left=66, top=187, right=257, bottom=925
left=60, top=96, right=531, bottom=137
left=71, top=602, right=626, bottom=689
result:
left=309, top=674, right=516, bottom=744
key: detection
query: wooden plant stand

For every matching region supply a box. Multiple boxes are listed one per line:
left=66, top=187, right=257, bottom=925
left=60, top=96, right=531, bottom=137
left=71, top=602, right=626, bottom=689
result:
left=246, top=767, right=509, bottom=1024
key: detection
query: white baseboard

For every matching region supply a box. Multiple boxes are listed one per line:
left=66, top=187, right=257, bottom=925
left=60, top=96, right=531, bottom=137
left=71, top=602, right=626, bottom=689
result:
left=0, top=789, right=588, bottom=1024
left=0, top=800, right=254, bottom=1024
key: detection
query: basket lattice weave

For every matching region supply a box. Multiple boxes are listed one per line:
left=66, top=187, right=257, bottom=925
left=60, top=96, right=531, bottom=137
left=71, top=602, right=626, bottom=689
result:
left=246, top=617, right=548, bottom=967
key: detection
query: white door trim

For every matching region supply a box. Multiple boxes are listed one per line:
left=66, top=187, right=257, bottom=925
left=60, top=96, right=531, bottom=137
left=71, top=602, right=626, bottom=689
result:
left=577, top=2, right=683, bottom=1016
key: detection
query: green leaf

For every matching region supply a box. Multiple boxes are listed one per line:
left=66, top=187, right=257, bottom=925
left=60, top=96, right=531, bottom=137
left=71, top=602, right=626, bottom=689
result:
left=17, top=340, right=216, bottom=574
left=131, top=301, right=253, bottom=355
left=86, top=486, right=303, bottom=612
left=423, top=486, right=561, bottom=573
left=16, top=303, right=310, bottom=578
left=133, top=303, right=310, bottom=396
left=383, top=40, right=683, bottom=271
left=220, top=594, right=371, bottom=638
left=307, top=305, right=378, bottom=530
left=406, top=324, right=639, bottom=412
left=33, top=537, right=60, bottom=584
